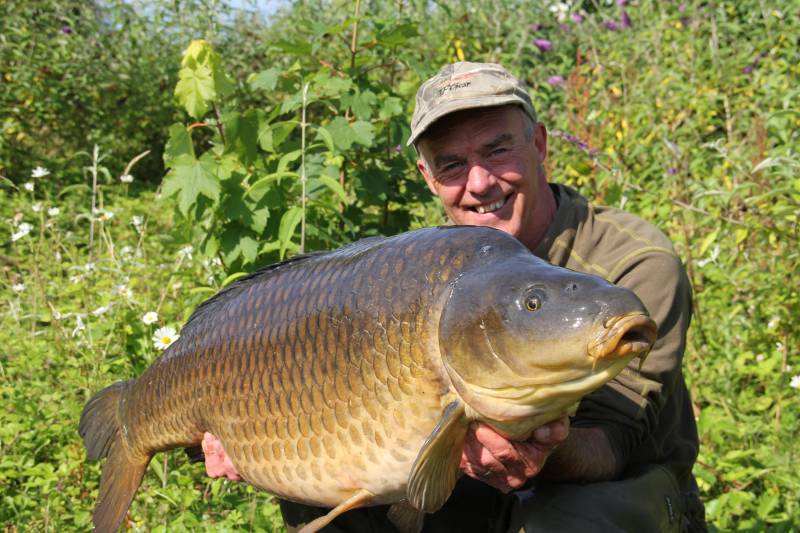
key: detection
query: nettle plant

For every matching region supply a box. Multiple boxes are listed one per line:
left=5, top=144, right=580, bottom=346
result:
left=162, top=16, right=429, bottom=272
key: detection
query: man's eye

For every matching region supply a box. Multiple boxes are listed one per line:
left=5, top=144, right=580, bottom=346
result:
left=490, top=147, right=508, bottom=156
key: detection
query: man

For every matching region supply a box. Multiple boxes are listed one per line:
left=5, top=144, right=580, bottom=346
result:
left=204, top=62, right=705, bottom=532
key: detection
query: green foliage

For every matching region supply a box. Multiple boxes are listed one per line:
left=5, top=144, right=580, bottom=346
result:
left=1, top=0, right=799, bottom=530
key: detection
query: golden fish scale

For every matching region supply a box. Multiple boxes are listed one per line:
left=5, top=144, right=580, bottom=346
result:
left=120, top=232, right=467, bottom=506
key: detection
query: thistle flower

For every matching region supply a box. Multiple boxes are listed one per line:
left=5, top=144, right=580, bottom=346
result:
left=61, top=25, right=72, bottom=35
left=620, top=10, right=632, bottom=28
left=533, top=39, right=552, bottom=52
left=142, top=311, right=158, bottom=325
left=31, top=166, right=50, bottom=178
left=571, top=13, right=584, bottom=24
left=11, top=222, right=33, bottom=242
left=547, top=75, right=565, bottom=87
left=604, top=20, right=621, bottom=31
left=153, top=326, right=180, bottom=350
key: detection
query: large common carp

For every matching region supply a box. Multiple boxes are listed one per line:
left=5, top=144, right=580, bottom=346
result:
left=79, top=226, right=657, bottom=532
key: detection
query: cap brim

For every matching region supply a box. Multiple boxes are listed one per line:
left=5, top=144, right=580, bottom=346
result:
left=406, top=95, right=533, bottom=147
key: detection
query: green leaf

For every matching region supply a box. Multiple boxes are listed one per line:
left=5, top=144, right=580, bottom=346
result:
left=274, top=39, right=312, bottom=55
left=221, top=272, right=250, bottom=288
left=351, top=121, right=375, bottom=147
left=161, top=154, right=221, bottom=216
left=248, top=171, right=299, bottom=201
left=379, top=96, right=404, bottom=120
left=698, top=230, right=719, bottom=258
left=314, top=125, right=335, bottom=153
left=222, top=111, right=259, bottom=165
left=278, top=206, right=303, bottom=259
left=341, top=90, right=377, bottom=120
left=270, top=121, right=298, bottom=151
left=175, top=63, right=214, bottom=118
left=164, top=123, right=194, bottom=164
left=249, top=68, right=279, bottom=92
left=376, top=22, right=419, bottom=46
left=317, top=175, right=346, bottom=201
left=277, top=150, right=303, bottom=174
left=326, top=117, right=356, bottom=150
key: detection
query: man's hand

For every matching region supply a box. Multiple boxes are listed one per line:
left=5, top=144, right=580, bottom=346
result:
left=459, top=418, right=569, bottom=493
left=201, top=432, right=241, bottom=481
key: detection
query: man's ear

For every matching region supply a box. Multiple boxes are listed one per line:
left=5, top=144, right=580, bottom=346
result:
left=534, top=123, right=548, bottom=162
left=418, top=159, right=439, bottom=196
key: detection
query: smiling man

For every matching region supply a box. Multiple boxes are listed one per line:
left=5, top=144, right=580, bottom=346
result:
left=400, top=62, right=705, bottom=532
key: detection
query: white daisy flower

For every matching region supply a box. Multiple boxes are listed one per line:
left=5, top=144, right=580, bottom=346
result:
left=142, top=311, right=158, bottom=325
left=31, top=166, right=50, bottom=178
left=153, top=326, right=179, bottom=350
left=48, top=207, right=60, bottom=217
left=84, top=262, right=96, bottom=272
left=32, top=202, right=43, bottom=213
left=790, top=374, right=800, bottom=389
left=11, top=283, right=25, bottom=292
left=98, top=211, right=114, bottom=222
left=11, top=222, right=33, bottom=242
left=23, top=181, right=35, bottom=192
left=120, top=174, right=134, bottom=183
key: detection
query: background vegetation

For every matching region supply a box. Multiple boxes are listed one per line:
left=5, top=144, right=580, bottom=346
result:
left=1, top=0, right=798, bottom=530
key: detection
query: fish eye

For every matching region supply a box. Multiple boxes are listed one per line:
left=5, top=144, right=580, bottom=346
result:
left=524, top=293, right=542, bottom=312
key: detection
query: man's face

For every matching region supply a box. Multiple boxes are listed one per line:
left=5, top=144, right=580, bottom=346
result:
left=416, top=105, right=551, bottom=251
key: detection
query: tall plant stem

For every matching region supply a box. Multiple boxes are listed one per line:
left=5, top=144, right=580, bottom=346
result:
left=350, top=0, right=361, bottom=73
left=300, top=83, right=309, bottom=254
left=88, top=144, right=100, bottom=263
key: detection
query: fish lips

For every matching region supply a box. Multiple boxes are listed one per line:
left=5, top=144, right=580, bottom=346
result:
left=588, top=313, right=657, bottom=364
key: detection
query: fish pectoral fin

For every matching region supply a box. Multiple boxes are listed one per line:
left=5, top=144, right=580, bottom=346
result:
left=406, top=399, right=468, bottom=513
left=297, top=489, right=374, bottom=533
left=387, top=500, right=425, bottom=533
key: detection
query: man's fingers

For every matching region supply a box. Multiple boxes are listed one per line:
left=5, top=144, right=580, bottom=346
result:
left=532, top=417, right=570, bottom=445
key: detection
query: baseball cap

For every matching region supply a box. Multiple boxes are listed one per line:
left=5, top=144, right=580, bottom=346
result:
left=407, top=61, right=537, bottom=147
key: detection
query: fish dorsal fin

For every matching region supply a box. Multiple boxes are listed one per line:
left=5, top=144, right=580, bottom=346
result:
left=407, top=399, right=468, bottom=512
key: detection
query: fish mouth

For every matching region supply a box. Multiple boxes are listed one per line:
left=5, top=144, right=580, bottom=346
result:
left=588, top=313, right=657, bottom=362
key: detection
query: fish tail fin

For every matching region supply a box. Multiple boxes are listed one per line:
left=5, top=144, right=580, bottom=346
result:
left=79, top=380, right=152, bottom=533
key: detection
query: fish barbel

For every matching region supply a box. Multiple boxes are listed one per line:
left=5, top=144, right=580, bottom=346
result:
left=79, top=226, right=656, bottom=532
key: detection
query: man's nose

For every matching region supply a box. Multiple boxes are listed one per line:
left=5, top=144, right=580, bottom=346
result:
left=465, top=163, right=497, bottom=195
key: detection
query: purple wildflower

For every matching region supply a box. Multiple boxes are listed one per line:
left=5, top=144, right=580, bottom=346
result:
left=667, top=167, right=678, bottom=176
left=743, top=65, right=754, bottom=74
left=559, top=23, right=571, bottom=32
left=617, top=0, right=628, bottom=6
left=620, top=10, right=632, bottom=28
left=547, top=75, right=565, bottom=87
left=394, top=144, right=402, bottom=153
left=533, top=39, right=552, bottom=52
left=61, top=25, right=72, bottom=34
left=678, top=3, right=688, bottom=13
left=530, top=23, right=543, bottom=32
left=551, top=130, right=596, bottom=155
left=604, top=20, right=621, bottom=31
left=571, top=13, right=585, bottom=24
